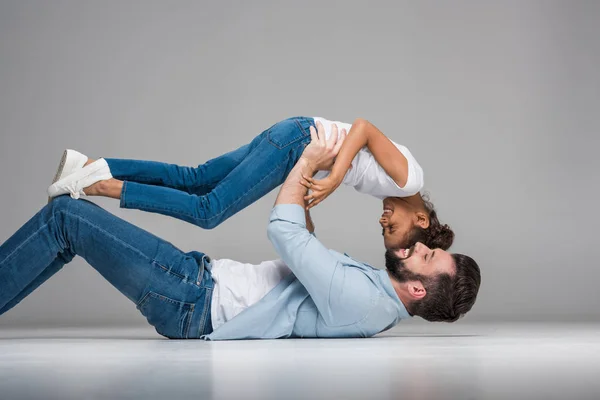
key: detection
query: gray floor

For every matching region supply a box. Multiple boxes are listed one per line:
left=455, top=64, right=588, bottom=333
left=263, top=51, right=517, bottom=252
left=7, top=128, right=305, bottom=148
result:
left=1, top=323, right=599, bottom=400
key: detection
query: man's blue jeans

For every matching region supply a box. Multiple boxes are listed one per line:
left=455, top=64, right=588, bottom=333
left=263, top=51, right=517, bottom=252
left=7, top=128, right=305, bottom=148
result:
left=105, top=116, right=315, bottom=229
left=0, top=196, right=214, bottom=339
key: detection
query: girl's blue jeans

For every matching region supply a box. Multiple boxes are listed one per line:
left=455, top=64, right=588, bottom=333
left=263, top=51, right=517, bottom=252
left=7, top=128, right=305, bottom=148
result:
left=105, top=117, right=316, bottom=229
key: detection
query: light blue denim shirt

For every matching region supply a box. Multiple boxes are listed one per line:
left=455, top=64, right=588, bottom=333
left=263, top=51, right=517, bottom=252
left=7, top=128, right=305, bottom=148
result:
left=202, top=204, right=411, bottom=340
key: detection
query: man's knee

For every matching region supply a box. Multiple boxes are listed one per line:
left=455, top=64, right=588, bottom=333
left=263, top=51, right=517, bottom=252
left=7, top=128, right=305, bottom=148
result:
left=49, top=195, right=76, bottom=212
left=49, top=195, right=96, bottom=216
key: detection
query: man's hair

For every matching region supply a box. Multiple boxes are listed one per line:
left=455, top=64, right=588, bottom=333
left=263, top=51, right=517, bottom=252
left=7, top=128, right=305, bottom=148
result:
left=407, top=194, right=455, bottom=250
left=410, top=254, right=481, bottom=322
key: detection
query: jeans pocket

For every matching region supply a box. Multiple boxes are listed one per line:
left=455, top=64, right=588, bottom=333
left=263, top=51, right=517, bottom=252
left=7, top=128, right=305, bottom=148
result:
left=151, top=243, right=203, bottom=287
left=137, top=291, right=195, bottom=339
left=267, top=118, right=310, bottom=149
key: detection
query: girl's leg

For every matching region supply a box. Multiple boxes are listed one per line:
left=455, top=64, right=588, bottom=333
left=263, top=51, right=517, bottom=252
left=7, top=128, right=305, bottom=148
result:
left=108, top=117, right=314, bottom=229
left=104, top=129, right=265, bottom=196
left=83, top=143, right=255, bottom=199
left=0, top=196, right=213, bottom=339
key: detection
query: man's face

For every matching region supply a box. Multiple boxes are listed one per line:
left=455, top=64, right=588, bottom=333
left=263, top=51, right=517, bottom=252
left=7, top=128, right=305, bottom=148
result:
left=386, top=242, right=455, bottom=283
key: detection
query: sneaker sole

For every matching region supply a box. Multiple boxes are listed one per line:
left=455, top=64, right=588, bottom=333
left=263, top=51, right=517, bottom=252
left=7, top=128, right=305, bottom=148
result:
left=48, top=150, right=68, bottom=204
left=47, top=158, right=109, bottom=200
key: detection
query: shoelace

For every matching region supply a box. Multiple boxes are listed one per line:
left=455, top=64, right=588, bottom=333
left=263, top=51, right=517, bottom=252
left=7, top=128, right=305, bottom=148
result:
left=64, top=183, right=85, bottom=200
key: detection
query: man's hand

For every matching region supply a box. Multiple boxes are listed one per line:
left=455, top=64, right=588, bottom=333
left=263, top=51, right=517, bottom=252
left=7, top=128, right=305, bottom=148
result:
left=297, top=121, right=347, bottom=209
left=300, top=121, right=347, bottom=172
left=274, top=121, right=346, bottom=211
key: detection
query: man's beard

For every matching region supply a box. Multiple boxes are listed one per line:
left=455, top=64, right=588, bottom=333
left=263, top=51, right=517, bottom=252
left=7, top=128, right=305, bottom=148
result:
left=385, top=248, right=423, bottom=283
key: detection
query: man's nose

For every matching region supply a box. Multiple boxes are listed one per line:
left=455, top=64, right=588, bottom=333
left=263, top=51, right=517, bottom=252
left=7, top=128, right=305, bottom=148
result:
left=414, top=242, right=430, bottom=253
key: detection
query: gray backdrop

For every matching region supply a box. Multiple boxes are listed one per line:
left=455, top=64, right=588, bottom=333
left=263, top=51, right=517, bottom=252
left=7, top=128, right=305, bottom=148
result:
left=0, top=0, right=598, bottom=328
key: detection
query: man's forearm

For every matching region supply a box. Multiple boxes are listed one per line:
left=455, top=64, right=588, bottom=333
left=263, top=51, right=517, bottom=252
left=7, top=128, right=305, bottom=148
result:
left=275, top=157, right=317, bottom=208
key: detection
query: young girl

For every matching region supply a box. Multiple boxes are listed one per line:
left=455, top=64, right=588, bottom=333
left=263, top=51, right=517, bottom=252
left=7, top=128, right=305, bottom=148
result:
left=47, top=116, right=454, bottom=250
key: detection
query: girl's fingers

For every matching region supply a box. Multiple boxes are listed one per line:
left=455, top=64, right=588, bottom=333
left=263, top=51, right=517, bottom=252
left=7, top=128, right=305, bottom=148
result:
left=301, top=174, right=315, bottom=185
left=299, top=179, right=312, bottom=188
left=307, top=199, right=321, bottom=209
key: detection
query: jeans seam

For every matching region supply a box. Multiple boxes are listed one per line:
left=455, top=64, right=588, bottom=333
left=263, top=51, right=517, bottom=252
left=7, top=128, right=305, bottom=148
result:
left=120, top=181, right=128, bottom=208
left=201, top=160, right=286, bottom=222
left=199, top=287, right=212, bottom=336
left=60, top=209, right=155, bottom=265
left=294, top=117, right=313, bottom=137
left=267, top=119, right=310, bottom=149
left=0, top=216, right=59, bottom=266
left=126, top=158, right=289, bottom=224
left=184, top=303, right=194, bottom=338
left=151, top=260, right=201, bottom=288
left=122, top=176, right=192, bottom=192
left=196, top=255, right=208, bottom=285
left=136, top=290, right=152, bottom=308
left=139, top=291, right=196, bottom=307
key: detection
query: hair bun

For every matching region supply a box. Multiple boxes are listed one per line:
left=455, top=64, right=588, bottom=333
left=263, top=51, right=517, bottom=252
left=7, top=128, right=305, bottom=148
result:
left=428, top=224, right=454, bottom=250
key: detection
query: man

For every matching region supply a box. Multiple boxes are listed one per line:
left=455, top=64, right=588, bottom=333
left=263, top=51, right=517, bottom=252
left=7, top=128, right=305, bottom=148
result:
left=206, top=132, right=481, bottom=339
left=0, top=131, right=480, bottom=339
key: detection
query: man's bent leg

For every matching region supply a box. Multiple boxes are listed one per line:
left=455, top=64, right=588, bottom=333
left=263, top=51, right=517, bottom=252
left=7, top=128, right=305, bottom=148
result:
left=0, top=196, right=213, bottom=338
left=0, top=258, right=69, bottom=315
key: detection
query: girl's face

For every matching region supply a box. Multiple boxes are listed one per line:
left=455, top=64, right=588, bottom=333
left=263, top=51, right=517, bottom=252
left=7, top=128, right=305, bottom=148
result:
left=379, top=197, right=428, bottom=250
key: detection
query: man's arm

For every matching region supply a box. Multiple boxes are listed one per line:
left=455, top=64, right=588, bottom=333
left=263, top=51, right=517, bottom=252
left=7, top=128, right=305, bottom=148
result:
left=274, top=157, right=316, bottom=208
left=267, top=126, right=370, bottom=326
left=277, top=161, right=314, bottom=233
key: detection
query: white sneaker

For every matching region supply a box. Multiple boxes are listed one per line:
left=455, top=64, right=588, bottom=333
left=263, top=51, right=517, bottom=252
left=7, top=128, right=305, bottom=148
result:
left=47, top=149, right=89, bottom=203
left=51, top=149, right=89, bottom=183
left=47, top=158, right=113, bottom=200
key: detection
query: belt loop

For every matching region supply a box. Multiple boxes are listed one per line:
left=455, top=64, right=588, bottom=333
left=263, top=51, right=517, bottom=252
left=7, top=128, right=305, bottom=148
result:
left=196, top=254, right=208, bottom=286
left=202, top=254, right=212, bottom=271
left=196, top=253, right=211, bottom=285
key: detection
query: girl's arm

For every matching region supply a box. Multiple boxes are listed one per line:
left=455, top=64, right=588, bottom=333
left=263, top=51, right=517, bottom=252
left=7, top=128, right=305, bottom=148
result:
left=330, top=118, right=408, bottom=187
left=304, top=118, right=409, bottom=208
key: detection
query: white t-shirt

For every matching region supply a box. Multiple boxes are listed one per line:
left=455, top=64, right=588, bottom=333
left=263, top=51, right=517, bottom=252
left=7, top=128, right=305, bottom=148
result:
left=209, top=117, right=425, bottom=330
left=210, top=258, right=291, bottom=330
left=312, top=117, right=424, bottom=199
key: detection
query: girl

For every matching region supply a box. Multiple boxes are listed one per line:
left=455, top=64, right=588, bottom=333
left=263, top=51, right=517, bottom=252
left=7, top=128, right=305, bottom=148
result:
left=47, top=116, right=453, bottom=250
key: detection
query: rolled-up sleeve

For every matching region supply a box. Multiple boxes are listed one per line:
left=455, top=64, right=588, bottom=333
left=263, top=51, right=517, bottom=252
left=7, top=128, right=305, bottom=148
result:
left=267, top=204, right=346, bottom=325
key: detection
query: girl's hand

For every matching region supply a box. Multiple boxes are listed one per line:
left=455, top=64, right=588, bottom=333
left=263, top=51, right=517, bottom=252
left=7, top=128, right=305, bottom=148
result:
left=300, top=174, right=343, bottom=210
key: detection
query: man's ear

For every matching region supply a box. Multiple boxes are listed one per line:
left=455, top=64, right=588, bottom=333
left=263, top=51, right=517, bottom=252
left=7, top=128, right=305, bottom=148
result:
left=408, top=281, right=427, bottom=300
left=415, top=212, right=430, bottom=229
